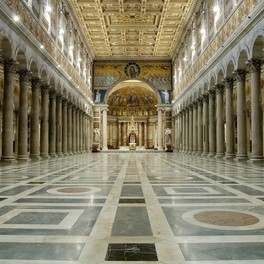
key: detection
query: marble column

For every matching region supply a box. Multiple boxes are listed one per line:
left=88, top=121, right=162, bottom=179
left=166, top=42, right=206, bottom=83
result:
left=30, top=78, right=41, bottom=160
left=72, top=106, right=76, bottom=154
left=208, top=90, right=216, bottom=157
left=185, top=108, right=189, bottom=153
left=192, top=102, right=198, bottom=154
left=247, top=60, right=263, bottom=161
left=2, top=60, right=17, bottom=161
left=215, top=84, right=225, bottom=158
left=188, top=105, right=193, bottom=154
left=102, top=107, right=108, bottom=150
left=118, top=122, right=121, bottom=147
left=176, top=114, right=180, bottom=151
left=40, top=85, right=50, bottom=159
left=224, top=78, right=235, bottom=159
left=84, top=115, right=87, bottom=152
left=144, top=122, right=147, bottom=148
left=182, top=110, right=186, bottom=152
left=56, top=95, right=62, bottom=156
left=139, top=123, right=142, bottom=146
left=49, top=91, right=56, bottom=158
left=87, top=116, right=91, bottom=152
left=67, top=103, right=73, bottom=155
left=157, top=108, right=163, bottom=150
left=197, top=98, right=203, bottom=155
left=79, top=110, right=83, bottom=153
left=76, top=109, right=80, bottom=153
left=109, top=122, right=113, bottom=146
left=234, top=70, right=248, bottom=160
left=202, top=94, right=209, bottom=156
left=180, top=111, right=184, bottom=152
left=62, top=98, right=68, bottom=155
left=17, top=70, right=31, bottom=160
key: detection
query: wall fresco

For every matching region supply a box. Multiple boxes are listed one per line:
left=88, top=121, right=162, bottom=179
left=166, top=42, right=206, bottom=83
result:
left=94, top=61, right=171, bottom=90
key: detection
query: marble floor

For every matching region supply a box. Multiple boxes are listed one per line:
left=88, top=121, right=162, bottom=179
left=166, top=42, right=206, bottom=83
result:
left=0, top=152, right=264, bottom=263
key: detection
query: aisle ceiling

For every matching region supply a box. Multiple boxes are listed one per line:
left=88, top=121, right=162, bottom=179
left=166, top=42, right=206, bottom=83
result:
left=71, top=0, right=195, bottom=59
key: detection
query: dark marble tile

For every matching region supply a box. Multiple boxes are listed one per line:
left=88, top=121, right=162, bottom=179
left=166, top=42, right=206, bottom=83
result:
left=119, top=198, right=145, bottom=204
left=27, top=181, right=45, bottom=184
left=121, top=186, right=144, bottom=197
left=112, top=207, right=152, bottom=236
left=105, top=243, right=158, bottom=261
left=124, top=182, right=141, bottom=184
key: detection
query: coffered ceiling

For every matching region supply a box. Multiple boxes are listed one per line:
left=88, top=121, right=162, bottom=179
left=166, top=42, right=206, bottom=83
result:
left=71, top=0, right=195, bottom=59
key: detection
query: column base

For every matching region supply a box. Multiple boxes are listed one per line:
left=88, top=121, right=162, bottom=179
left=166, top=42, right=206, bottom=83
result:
left=49, top=153, right=57, bottom=158
left=224, top=154, right=236, bottom=160
left=202, top=152, right=208, bottom=157
left=68, top=151, right=73, bottom=155
left=208, top=152, right=216, bottom=158
left=249, top=156, right=264, bottom=163
left=102, top=148, right=108, bottom=151
left=196, top=151, right=202, bottom=156
left=17, top=155, right=29, bottom=161
left=40, top=154, right=49, bottom=159
left=234, top=155, right=248, bottom=161
left=56, top=152, right=63, bottom=157
left=215, top=153, right=225, bottom=159
left=1, top=156, right=15, bottom=162
left=30, top=154, right=40, bottom=160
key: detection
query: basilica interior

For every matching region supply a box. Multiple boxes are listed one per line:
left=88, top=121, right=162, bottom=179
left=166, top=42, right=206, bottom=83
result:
left=0, top=0, right=264, bottom=263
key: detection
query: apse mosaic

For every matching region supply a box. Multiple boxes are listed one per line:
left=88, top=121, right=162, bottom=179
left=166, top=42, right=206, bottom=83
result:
left=107, top=87, right=158, bottom=116
left=94, top=61, right=171, bottom=90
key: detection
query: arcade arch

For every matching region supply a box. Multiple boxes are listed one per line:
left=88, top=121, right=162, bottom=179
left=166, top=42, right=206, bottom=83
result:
left=97, top=80, right=172, bottom=150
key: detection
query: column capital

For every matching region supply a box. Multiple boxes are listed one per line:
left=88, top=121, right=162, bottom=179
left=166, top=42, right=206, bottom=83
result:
left=72, top=105, right=77, bottom=111
left=197, top=97, right=203, bottom=105
left=223, top=78, right=234, bottom=89
left=4, top=59, right=17, bottom=73
left=233, top=69, right=246, bottom=82
left=31, top=77, right=41, bottom=88
left=202, top=94, right=209, bottom=102
left=188, top=104, right=193, bottom=110
left=246, top=59, right=262, bottom=73
left=100, top=104, right=108, bottom=112
left=208, top=89, right=216, bottom=99
left=214, top=84, right=224, bottom=94
left=41, top=85, right=50, bottom=94
left=49, top=90, right=57, bottom=99
left=62, top=98, right=68, bottom=106
left=56, top=93, right=63, bottom=103
left=19, top=70, right=31, bottom=82
left=192, top=101, right=198, bottom=107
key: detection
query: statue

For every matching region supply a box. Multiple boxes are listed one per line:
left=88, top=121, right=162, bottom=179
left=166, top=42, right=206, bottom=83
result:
left=93, top=128, right=100, bottom=144
left=165, top=127, right=172, bottom=145
left=95, top=90, right=101, bottom=103
left=161, top=90, right=169, bottom=104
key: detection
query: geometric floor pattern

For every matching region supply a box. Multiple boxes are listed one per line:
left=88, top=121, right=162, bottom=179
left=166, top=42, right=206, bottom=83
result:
left=0, top=152, right=264, bottom=263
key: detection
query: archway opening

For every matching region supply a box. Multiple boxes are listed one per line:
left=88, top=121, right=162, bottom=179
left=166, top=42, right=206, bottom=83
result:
left=106, top=80, right=160, bottom=149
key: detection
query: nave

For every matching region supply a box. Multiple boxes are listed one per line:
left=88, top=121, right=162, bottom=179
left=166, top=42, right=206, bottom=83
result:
left=0, top=153, right=264, bottom=263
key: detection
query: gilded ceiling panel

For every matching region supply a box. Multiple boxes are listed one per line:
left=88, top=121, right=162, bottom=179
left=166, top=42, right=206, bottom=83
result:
left=71, top=0, right=195, bottom=59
